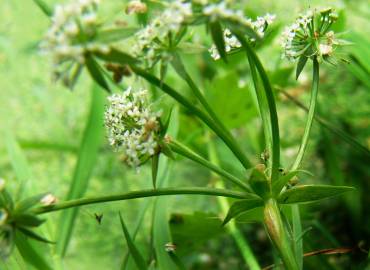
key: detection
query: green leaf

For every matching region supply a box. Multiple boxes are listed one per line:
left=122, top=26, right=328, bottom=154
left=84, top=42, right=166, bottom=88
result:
left=168, top=251, right=186, bottom=270
left=152, top=154, right=159, bottom=189
left=296, top=55, right=308, bottom=80
left=94, top=48, right=139, bottom=65
left=278, top=185, right=355, bottom=204
left=13, top=214, right=45, bottom=228
left=272, top=171, right=299, bottom=196
left=17, top=228, right=55, bottom=244
left=248, top=167, right=269, bottom=199
left=224, top=20, right=260, bottom=41
left=222, top=198, right=263, bottom=226
left=118, top=213, right=148, bottom=270
left=209, top=21, right=227, bottom=62
left=96, top=27, right=139, bottom=43
left=15, top=233, right=52, bottom=270
left=56, top=84, right=105, bottom=257
left=32, top=0, right=52, bottom=17
left=85, top=56, right=110, bottom=92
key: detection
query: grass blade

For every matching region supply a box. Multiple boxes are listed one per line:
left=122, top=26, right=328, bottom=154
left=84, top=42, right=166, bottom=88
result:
left=56, top=83, right=105, bottom=256
left=32, top=0, right=52, bottom=17
left=118, top=213, right=148, bottom=270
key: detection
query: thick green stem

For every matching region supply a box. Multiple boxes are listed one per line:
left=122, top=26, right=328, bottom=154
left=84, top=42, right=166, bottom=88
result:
left=131, top=65, right=252, bottom=170
left=264, top=198, right=299, bottom=270
left=33, top=187, right=249, bottom=215
left=291, top=58, right=319, bottom=171
left=237, top=36, right=280, bottom=181
left=169, top=140, right=252, bottom=192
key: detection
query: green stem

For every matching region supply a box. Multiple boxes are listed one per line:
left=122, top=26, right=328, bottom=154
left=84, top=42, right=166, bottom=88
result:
left=169, top=140, right=252, bottom=192
left=33, top=187, right=249, bottom=215
left=208, top=137, right=261, bottom=270
left=171, top=53, right=234, bottom=139
left=237, top=36, right=280, bottom=181
left=131, top=65, right=252, bottom=170
left=291, top=58, right=319, bottom=171
left=264, top=198, right=299, bottom=270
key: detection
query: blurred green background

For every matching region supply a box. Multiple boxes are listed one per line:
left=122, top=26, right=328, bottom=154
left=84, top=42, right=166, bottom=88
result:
left=0, top=0, right=369, bottom=269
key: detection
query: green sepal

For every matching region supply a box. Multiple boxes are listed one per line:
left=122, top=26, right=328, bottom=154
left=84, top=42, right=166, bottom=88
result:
left=85, top=56, right=111, bottom=93
left=278, top=185, right=355, bottom=204
left=118, top=212, right=148, bottom=270
left=0, top=190, right=14, bottom=211
left=222, top=198, right=263, bottom=226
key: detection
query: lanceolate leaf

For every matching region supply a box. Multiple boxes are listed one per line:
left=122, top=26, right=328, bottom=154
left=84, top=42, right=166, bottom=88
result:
left=13, top=214, right=45, bottom=228
left=85, top=56, right=110, bottom=93
left=296, top=55, right=308, bottom=80
left=32, top=0, right=52, bottom=17
left=272, top=171, right=299, bottom=196
left=56, top=84, right=105, bottom=256
left=209, top=21, right=227, bottom=62
left=17, top=228, right=55, bottom=244
left=278, top=185, right=355, bottom=204
left=223, top=198, right=263, bottom=226
left=118, top=213, right=148, bottom=270
left=95, top=48, right=139, bottom=65
left=152, top=154, right=160, bottom=189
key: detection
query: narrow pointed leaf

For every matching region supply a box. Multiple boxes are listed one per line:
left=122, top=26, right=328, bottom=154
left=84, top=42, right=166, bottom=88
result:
left=56, top=84, right=105, bottom=256
left=18, top=227, right=55, bottom=244
left=152, top=154, right=160, bottom=189
left=279, top=185, right=355, bottom=204
left=85, top=56, right=110, bottom=92
left=118, top=213, right=148, bottom=270
left=296, top=55, right=308, bottom=80
left=168, top=251, right=186, bottom=270
left=272, top=171, right=299, bottom=196
left=95, top=48, right=139, bottom=65
left=14, top=214, right=45, bottom=227
left=209, top=21, right=227, bottom=62
left=223, top=198, right=263, bottom=226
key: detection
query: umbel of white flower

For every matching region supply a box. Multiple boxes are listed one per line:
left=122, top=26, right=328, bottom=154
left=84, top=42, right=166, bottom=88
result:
left=41, top=0, right=109, bottom=86
left=281, top=7, right=342, bottom=61
left=105, top=88, right=161, bottom=167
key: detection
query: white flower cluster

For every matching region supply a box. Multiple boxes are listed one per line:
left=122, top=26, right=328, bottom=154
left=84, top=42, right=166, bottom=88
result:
left=104, top=87, right=161, bottom=167
left=209, top=13, right=275, bottom=60
left=41, top=0, right=109, bottom=81
left=131, top=0, right=192, bottom=62
left=204, top=2, right=275, bottom=38
left=281, top=8, right=339, bottom=61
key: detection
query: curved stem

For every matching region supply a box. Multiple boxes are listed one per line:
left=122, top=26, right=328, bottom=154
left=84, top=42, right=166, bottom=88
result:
left=237, top=36, right=280, bottom=181
left=131, top=65, right=252, bottom=170
left=33, top=187, right=250, bottom=215
left=171, top=53, right=234, bottom=139
left=291, top=58, right=319, bottom=171
left=169, top=140, right=252, bottom=192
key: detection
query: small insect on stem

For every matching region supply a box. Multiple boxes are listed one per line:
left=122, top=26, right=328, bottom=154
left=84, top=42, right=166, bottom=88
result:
left=94, top=213, right=103, bottom=225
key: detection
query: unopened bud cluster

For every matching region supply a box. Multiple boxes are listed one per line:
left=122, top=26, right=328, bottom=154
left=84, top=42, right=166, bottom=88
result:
left=41, top=0, right=110, bottom=85
left=281, top=7, right=342, bottom=61
left=104, top=87, right=161, bottom=167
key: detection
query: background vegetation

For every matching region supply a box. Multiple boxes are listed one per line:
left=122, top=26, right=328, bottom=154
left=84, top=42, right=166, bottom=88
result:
left=0, top=0, right=369, bottom=269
